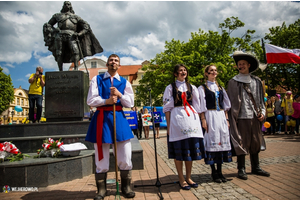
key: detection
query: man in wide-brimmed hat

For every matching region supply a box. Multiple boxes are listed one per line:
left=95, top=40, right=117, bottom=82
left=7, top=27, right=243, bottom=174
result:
left=227, top=51, right=270, bottom=180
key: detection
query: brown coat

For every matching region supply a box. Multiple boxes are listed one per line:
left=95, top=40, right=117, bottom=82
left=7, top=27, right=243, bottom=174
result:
left=227, top=75, right=266, bottom=155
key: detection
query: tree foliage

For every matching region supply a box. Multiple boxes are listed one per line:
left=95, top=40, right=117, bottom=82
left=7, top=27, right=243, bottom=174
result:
left=0, top=67, right=14, bottom=114
left=136, top=17, right=262, bottom=106
left=263, top=19, right=300, bottom=94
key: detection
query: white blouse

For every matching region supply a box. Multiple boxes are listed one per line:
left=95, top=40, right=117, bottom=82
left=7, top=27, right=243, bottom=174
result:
left=87, top=72, right=134, bottom=108
left=198, top=81, right=231, bottom=113
left=163, top=80, right=201, bottom=113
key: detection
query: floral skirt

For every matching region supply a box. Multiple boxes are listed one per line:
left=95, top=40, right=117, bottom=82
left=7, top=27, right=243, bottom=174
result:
left=167, top=135, right=206, bottom=161
left=204, top=151, right=232, bottom=165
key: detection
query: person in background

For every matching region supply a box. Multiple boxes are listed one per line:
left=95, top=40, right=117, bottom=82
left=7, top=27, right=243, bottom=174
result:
left=153, top=107, right=160, bottom=139
left=292, top=94, right=300, bottom=134
left=131, top=107, right=139, bottom=138
left=163, top=64, right=205, bottom=190
left=198, top=64, right=232, bottom=183
left=28, top=66, right=45, bottom=123
left=143, top=108, right=150, bottom=139
left=274, top=94, right=283, bottom=134
left=227, top=51, right=270, bottom=180
left=265, top=98, right=276, bottom=135
left=138, top=108, right=143, bottom=139
left=281, top=91, right=294, bottom=134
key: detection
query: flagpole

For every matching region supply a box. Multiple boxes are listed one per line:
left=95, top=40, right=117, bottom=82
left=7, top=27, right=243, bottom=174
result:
left=261, top=38, right=269, bottom=95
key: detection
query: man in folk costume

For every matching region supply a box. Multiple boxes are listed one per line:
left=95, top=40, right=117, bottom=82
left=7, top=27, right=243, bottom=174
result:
left=85, top=54, right=135, bottom=199
left=227, top=51, right=270, bottom=180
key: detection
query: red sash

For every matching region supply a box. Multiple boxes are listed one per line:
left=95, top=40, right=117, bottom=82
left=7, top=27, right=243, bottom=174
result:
left=181, top=92, right=196, bottom=116
left=96, top=105, right=122, bottom=161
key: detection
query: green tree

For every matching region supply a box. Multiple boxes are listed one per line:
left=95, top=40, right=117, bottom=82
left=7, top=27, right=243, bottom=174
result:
left=0, top=67, right=14, bottom=114
left=136, top=17, right=262, bottom=106
left=263, top=19, right=300, bottom=94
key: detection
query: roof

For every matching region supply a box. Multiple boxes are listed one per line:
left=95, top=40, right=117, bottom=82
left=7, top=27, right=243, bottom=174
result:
left=118, top=65, right=142, bottom=76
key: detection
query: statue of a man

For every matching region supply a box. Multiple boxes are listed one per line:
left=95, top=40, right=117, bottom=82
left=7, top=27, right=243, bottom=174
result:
left=43, top=1, right=103, bottom=71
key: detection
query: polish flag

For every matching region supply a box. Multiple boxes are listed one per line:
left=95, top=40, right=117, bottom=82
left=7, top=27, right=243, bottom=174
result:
left=265, top=44, right=300, bottom=64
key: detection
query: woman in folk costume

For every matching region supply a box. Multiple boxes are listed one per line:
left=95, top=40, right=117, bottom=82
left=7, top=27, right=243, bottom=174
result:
left=163, top=64, right=205, bottom=190
left=198, top=65, right=232, bottom=183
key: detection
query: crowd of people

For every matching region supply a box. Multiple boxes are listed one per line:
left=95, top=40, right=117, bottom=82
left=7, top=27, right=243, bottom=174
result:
left=264, top=90, right=300, bottom=135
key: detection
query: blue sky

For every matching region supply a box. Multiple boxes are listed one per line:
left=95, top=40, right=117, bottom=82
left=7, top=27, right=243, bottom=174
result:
left=1, top=1, right=299, bottom=91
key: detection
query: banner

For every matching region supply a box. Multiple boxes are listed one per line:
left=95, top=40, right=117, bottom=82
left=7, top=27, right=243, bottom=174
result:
left=153, top=111, right=162, bottom=123
left=265, top=44, right=300, bottom=64
left=142, top=114, right=152, bottom=126
left=143, top=106, right=167, bottom=127
left=124, top=111, right=138, bottom=129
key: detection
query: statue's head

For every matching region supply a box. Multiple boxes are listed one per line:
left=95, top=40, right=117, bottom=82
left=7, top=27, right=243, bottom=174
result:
left=61, top=1, right=75, bottom=14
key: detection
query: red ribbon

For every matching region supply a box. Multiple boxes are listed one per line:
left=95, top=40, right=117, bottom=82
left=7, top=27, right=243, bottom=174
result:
left=96, top=105, right=122, bottom=161
left=181, top=92, right=196, bottom=117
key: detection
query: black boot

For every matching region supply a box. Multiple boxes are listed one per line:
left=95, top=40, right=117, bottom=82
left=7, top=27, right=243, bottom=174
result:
left=210, top=164, right=222, bottom=183
left=250, top=153, right=270, bottom=177
left=237, top=155, right=248, bottom=180
left=94, top=173, right=107, bottom=200
left=120, top=170, right=135, bottom=198
left=217, top=163, right=227, bottom=182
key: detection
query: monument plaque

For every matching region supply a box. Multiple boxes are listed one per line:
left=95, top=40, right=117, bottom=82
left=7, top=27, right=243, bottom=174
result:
left=45, top=71, right=89, bottom=122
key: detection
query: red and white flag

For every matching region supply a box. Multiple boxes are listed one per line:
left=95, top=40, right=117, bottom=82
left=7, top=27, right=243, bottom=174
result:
left=265, top=44, right=300, bottom=64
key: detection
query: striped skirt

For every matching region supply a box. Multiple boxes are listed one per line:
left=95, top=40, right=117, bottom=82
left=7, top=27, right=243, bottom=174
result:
left=167, top=136, right=206, bottom=161
left=204, top=151, right=232, bottom=165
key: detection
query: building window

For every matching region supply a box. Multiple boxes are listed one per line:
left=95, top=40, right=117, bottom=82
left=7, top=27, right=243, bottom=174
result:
left=99, top=72, right=105, bottom=75
left=21, top=99, right=24, bottom=106
left=17, top=98, right=20, bottom=105
left=123, top=76, right=129, bottom=81
left=91, top=62, right=97, bottom=68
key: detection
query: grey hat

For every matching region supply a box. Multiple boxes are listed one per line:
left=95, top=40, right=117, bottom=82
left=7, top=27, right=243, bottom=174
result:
left=233, top=51, right=259, bottom=73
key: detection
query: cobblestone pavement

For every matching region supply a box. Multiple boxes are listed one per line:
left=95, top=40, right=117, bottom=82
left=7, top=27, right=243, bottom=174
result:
left=1, top=131, right=300, bottom=200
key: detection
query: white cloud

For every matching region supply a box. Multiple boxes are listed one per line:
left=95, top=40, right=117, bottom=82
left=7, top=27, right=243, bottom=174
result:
left=2, top=67, right=9, bottom=74
left=38, top=55, right=58, bottom=71
left=0, top=51, right=31, bottom=64
left=5, top=63, right=15, bottom=68
left=25, top=73, right=31, bottom=78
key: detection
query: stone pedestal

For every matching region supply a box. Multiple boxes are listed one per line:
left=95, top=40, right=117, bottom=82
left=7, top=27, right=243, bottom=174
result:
left=45, top=71, right=89, bottom=122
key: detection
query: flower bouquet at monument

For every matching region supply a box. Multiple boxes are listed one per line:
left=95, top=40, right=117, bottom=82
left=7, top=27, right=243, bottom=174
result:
left=35, top=138, right=64, bottom=158
left=0, top=142, right=30, bottom=162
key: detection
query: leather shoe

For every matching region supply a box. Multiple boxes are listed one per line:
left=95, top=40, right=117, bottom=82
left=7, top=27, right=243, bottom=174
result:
left=212, top=173, right=222, bottom=183
left=179, top=182, right=191, bottom=190
left=186, top=180, right=198, bottom=188
left=218, top=173, right=228, bottom=183
left=252, top=168, right=270, bottom=177
left=237, top=169, right=248, bottom=180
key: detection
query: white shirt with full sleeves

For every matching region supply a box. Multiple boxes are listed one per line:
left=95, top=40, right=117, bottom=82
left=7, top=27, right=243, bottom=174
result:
left=163, top=80, right=203, bottom=142
left=198, top=81, right=231, bottom=152
left=87, top=72, right=134, bottom=108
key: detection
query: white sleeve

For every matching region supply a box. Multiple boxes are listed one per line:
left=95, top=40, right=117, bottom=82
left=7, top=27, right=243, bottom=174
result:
left=197, top=85, right=207, bottom=113
left=120, top=80, right=134, bottom=108
left=192, top=85, right=201, bottom=113
left=87, top=76, right=105, bottom=107
left=162, top=84, right=174, bottom=113
left=222, top=88, right=231, bottom=111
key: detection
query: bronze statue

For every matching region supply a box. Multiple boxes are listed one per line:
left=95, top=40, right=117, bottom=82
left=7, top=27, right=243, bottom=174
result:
left=43, top=1, right=103, bottom=71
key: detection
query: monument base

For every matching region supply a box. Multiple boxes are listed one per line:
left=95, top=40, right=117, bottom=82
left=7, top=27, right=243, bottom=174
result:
left=45, top=71, right=89, bottom=122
